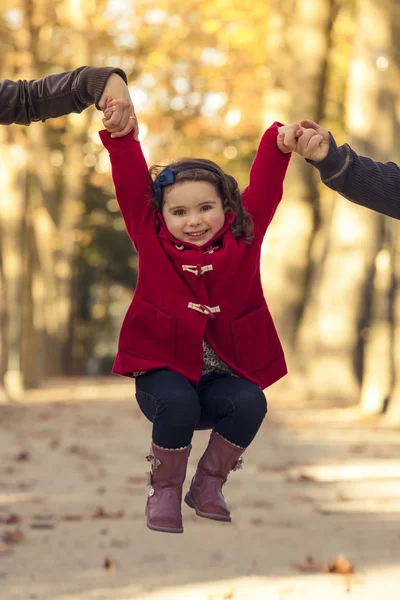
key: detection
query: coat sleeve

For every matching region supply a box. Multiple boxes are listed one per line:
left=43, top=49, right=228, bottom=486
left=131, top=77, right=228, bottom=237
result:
left=308, top=134, right=400, bottom=220
left=242, top=122, right=291, bottom=239
left=99, top=130, right=153, bottom=246
left=0, top=66, right=127, bottom=125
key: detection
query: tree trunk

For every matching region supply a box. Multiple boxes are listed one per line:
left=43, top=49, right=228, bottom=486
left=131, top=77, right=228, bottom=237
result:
left=352, top=0, right=396, bottom=414
left=262, top=0, right=336, bottom=371
left=384, top=222, right=400, bottom=424
left=296, top=0, right=393, bottom=406
left=0, top=128, right=27, bottom=400
left=57, top=2, right=90, bottom=374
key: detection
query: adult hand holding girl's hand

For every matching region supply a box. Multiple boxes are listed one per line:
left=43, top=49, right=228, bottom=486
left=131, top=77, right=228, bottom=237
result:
left=277, top=122, right=330, bottom=161
left=296, top=120, right=330, bottom=161
left=99, top=74, right=139, bottom=140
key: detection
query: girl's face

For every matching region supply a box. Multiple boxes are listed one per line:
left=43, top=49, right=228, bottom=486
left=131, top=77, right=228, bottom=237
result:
left=162, top=180, right=226, bottom=246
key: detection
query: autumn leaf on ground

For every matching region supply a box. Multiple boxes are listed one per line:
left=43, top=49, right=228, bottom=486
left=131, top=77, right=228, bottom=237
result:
left=337, top=491, right=351, bottom=503
left=126, top=475, right=145, bottom=484
left=91, top=507, right=124, bottom=519
left=328, top=554, right=355, bottom=574
left=0, top=514, right=21, bottom=525
left=2, top=529, right=25, bottom=545
left=286, top=473, right=317, bottom=483
left=15, top=451, right=30, bottom=462
left=292, top=555, right=325, bottom=573
left=103, top=556, right=116, bottom=571
left=293, top=554, right=355, bottom=575
left=0, top=543, right=12, bottom=556
left=250, top=517, right=266, bottom=526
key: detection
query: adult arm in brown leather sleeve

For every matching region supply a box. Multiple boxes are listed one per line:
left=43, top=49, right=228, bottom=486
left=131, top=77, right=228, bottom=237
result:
left=0, top=66, right=129, bottom=126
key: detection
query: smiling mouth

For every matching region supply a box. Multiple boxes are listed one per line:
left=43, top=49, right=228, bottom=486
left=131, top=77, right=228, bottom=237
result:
left=186, top=230, right=209, bottom=237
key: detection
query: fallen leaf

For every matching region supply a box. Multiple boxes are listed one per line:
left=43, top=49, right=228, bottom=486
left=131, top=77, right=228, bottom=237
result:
left=103, top=556, right=116, bottom=571
left=126, top=475, right=145, bottom=484
left=327, top=554, right=355, bottom=575
left=250, top=517, right=266, bottom=526
left=15, top=451, right=30, bottom=462
left=91, top=507, right=124, bottom=519
left=287, top=473, right=317, bottom=483
left=292, top=555, right=325, bottom=573
left=337, top=491, right=351, bottom=503
left=66, top=444, right=87, bottom=455
left=2, top=529, right=25, bottom=545
left=0, top=514, right=21, bottom=525
left=0, top=543, right=12, bottom=556
left=293, top=554, right=355, bottom=576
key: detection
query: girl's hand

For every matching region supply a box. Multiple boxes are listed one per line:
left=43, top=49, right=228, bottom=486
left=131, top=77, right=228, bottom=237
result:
left=102, top=97, right=139, bottom=140
left=277, top=124, right=302, bottom=154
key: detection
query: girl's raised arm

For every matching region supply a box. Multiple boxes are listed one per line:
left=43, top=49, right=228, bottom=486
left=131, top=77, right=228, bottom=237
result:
left=99, top=130, right=153, bottom=247
left=242, top=122, right=291, bottom=239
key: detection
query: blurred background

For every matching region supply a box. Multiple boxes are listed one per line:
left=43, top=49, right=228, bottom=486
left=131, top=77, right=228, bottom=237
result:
left=1, top=0, right=400, bottom=425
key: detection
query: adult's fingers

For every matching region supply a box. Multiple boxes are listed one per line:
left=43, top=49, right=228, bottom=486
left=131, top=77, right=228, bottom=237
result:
left=296, top=128, right=320, bottom=152
left=300, top=119, right=321, bottom=131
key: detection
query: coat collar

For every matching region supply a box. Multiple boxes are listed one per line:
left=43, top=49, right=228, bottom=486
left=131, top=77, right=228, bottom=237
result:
left=157, top=211, right=237, bottom=251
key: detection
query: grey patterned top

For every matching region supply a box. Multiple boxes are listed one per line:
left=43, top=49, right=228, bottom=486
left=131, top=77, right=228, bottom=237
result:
left=201, top=339, right=235, bottom=376
left=309, top=134, right=400, bottom=220
left=134, top=338, right=235, bottom=378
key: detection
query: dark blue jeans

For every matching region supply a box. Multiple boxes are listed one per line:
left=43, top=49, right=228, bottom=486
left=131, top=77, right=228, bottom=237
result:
left=135, top=369, right=267, bottom=449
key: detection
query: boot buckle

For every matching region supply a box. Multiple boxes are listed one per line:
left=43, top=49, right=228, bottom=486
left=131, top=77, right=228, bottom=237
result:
left=148, top=487, right=155, bottom=497
left=232, top=456, right=244, bottom=471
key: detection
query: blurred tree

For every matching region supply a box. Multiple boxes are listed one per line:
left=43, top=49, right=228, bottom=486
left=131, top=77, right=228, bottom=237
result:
left=382, top=1, right=400, bottom=425
left=261, top=0, right=338, bottom=377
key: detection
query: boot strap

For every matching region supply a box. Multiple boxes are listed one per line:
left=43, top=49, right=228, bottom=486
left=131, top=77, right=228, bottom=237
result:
left=145, top=451, right=161, bottom=490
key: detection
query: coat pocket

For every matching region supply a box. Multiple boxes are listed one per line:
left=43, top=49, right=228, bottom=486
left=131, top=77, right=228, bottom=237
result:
left=231, top=305, right=281, bottom=372
left=120, top=299, right=176, bottom=363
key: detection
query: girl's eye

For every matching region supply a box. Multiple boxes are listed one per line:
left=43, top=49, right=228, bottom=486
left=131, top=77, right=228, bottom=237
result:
left=173, top=209, right=185, bottom=216
left=200, top=205, right=212, bottom=212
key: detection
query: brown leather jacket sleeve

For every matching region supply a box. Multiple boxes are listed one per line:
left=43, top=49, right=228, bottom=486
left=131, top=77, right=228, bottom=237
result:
left=0, top=66, right=127, bottom=126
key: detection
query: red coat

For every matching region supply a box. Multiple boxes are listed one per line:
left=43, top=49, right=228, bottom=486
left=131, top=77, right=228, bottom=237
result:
left=100, top=122, right=290, bottom=389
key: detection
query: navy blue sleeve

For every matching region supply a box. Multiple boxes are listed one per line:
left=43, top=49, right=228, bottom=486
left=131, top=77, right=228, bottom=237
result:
left=308, top=134, right=400, bottom=220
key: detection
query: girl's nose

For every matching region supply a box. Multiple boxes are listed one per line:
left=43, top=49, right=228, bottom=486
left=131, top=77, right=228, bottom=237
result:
left=187, top=214, right=201, bottom=226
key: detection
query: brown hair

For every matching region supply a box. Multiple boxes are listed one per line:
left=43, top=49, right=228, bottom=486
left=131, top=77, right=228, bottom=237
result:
left=149, top=157, right=254, bottom=243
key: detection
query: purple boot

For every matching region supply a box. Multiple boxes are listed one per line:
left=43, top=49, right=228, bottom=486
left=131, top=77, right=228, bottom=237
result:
left=185, top=432, right=244, bottom=522
left=146, top=443, right=191, bottom=533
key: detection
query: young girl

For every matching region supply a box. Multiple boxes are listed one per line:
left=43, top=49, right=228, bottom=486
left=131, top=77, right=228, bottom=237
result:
left=101, top=101, right=299, bottom=534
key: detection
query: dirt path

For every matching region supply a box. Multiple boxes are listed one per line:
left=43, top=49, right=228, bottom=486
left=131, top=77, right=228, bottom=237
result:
left=0, top=378, right=399, bottom=599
